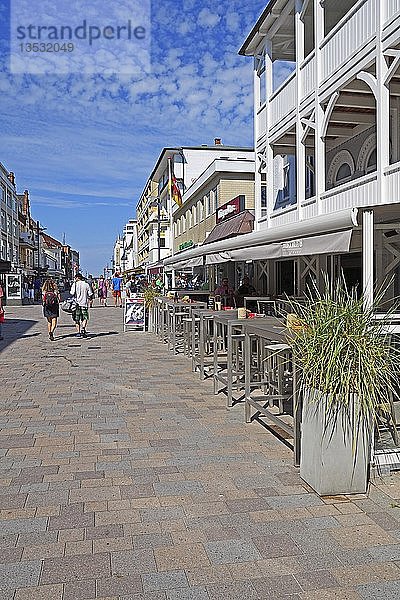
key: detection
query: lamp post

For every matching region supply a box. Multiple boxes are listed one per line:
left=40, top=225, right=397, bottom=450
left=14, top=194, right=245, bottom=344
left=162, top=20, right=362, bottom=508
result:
left=36, top=221, right=47, bottom=277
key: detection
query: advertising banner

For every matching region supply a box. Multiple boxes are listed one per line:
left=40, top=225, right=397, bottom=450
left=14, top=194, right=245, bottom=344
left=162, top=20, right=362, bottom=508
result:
left=123, top=296, right=145, bottom=332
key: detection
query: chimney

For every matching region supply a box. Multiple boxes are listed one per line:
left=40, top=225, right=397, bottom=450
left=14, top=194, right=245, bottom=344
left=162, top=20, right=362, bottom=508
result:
left=7, top=172, right=15, bottom=186
left=214, top=138, right=222, bottom=146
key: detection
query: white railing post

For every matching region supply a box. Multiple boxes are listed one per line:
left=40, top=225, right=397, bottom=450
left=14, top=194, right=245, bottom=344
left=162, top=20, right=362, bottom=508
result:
left=363, top=209, right=374, bottom=310
left=296, top=0, right=305, bottom=219
left=315, top=0, right=325, bottom=214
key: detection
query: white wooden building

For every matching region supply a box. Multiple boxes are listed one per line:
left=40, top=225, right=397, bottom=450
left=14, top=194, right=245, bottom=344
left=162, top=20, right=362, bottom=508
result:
left=238, top=0, right=400, bottom=304
left=165, top=1, right=400, bottom=304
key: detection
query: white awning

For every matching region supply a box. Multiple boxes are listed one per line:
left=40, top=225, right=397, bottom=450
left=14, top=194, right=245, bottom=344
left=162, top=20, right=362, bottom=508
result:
left=164, top=208, right=358, bottom=268
left=164, top=256, right=203, bottom=271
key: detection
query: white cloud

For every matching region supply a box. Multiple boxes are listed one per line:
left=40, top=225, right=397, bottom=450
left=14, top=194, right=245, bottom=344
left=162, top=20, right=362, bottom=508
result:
left=198, top=8, right=221, bottom=28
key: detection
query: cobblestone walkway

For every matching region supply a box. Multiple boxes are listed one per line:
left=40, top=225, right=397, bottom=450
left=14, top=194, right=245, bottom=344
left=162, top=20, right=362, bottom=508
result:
left=2, top=304, right=400, bottom=599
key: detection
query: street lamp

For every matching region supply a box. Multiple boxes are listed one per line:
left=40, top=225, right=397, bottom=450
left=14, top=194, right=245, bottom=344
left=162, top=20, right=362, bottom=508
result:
left=36, top=221, right=47, bottom=277
left=149, top=196, right=161, bottom=264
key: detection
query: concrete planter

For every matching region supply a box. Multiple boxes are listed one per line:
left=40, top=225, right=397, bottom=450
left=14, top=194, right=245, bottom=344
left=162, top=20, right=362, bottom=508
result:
left=300, top=389, right=372, bottom=495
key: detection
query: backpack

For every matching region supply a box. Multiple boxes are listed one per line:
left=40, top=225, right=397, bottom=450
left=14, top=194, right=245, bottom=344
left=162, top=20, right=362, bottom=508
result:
left=44, top=291, right=58, bottom=309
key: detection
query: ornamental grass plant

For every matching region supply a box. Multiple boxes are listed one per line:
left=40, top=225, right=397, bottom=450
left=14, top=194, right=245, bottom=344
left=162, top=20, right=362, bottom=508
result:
left=287, top=278, right=400, bottom=447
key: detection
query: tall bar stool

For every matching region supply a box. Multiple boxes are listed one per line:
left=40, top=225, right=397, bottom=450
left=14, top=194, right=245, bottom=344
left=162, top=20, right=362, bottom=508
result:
left=264, top=342, right=293, bottom=412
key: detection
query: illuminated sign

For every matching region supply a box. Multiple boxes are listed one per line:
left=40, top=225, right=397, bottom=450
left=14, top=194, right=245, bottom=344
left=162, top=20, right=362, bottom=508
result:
left=216, top=195, right=245, bottom=223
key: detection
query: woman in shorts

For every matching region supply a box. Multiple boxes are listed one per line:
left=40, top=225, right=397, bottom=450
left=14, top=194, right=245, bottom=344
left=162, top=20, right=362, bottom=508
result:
left=42, top=279, right=61, bottom=341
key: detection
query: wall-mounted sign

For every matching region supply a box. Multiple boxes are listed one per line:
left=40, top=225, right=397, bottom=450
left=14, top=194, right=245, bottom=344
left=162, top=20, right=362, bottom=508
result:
left=179, top=240, right=194, bottom=251
left=216, top=195, right=245, bottom=224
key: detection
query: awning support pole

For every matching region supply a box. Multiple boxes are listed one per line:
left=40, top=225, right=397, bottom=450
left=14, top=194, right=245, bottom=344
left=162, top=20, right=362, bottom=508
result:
left=362, top=210, right=374, bottom=310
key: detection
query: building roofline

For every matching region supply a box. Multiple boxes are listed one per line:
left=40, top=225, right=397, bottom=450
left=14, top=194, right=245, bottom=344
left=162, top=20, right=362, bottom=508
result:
left=238, top=0, right=279, bottom=56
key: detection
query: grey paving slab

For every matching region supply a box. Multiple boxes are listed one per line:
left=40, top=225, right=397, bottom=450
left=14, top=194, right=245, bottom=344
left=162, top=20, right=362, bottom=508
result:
left=357, top=580, right=400, bottom=599
left=2, top=304, right=400, bottom=600
left=204, top=539, right=262, bottom=564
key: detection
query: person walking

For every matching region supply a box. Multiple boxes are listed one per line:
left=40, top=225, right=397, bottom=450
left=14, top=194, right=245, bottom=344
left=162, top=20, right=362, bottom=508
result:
left=70, top=273, right=93, bottom=338
left=42, top=278, right=61, bottom=341
left=112, top=272, right=123, bottom=308
left=125, top=275, right=138, bottom=298
left=98, top=275, right=108, bottom=306
left=28, top=278, right=35, bottom=304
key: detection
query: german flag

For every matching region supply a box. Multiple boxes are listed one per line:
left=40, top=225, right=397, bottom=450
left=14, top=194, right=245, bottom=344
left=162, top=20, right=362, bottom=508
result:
left=168, top=158, right=183, bottom=207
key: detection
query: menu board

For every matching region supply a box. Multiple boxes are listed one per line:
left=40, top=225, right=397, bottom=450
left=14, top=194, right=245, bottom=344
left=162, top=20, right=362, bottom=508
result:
left=124, top=297, right=145, bottom=332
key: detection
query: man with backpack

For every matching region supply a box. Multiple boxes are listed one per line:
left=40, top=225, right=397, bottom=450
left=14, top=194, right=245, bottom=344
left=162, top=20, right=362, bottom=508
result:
left=70, top=273, right=93, bottom=338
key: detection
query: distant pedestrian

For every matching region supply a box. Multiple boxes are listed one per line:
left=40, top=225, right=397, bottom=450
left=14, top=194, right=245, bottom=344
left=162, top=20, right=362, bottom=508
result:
left=70, top=273, right=93, bottom=338
left=0, top=282, right=4, bottom=340
left=87, top=275, right=95, bottom=308
left=42, top=278, right=60, bottom=341
left=112, top=272, right=123, bottom=308
left=28, top=278, right=35, bottom=304
left=34, top=277, right=41, bottom=302
left=125, top=275, right=138, bottom=298
left=98, top=275, right=108, bottom=306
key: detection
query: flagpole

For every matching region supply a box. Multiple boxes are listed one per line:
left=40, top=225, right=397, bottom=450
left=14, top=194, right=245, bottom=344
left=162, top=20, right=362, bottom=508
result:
left=168, top=157, right=176, bottom=289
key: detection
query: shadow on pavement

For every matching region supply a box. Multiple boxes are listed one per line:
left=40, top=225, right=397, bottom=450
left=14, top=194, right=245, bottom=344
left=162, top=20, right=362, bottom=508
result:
left=0, top=318, right=39, bottom=353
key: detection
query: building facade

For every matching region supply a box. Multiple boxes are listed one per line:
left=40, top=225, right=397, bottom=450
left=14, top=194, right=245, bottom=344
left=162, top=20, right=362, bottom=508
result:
left=135, top=142, right=254, bottom=272
left=237, top=0, right=400, bottom=300
left=120, top=219, right=139, bottom=273
left=0, top=165, right=19, bottom=273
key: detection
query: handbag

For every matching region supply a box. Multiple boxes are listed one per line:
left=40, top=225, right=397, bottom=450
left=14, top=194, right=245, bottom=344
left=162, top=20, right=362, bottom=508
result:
left=60, top=297, right=78, bottom=313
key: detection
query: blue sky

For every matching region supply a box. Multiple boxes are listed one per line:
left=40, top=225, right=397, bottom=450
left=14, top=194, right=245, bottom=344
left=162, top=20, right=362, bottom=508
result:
left=0, top=0, right=267, bottom=275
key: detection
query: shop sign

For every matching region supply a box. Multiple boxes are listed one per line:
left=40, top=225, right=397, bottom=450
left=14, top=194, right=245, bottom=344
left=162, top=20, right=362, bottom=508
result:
left=216, top=195, right=245, bottom=223
left=179, top=240, right=194, bottom=251
left=281, top=239, right=303, bottom=255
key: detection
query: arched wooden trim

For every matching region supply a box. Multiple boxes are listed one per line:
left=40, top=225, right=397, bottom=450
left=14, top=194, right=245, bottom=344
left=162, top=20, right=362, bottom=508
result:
left=321, top=92, right=339, bottom=139
left=327, top=150, right=355, bottom=187
left=356, top=72, right=378, bottom=100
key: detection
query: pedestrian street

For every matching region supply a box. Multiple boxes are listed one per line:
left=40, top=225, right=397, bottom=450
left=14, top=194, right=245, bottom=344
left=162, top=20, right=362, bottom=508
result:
left=2, top=304, right=400, bottom=599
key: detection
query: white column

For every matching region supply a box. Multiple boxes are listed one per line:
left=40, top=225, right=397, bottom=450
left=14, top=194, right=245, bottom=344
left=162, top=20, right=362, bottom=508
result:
left=265, top=39, right=274, bottom=227
left=254, top=58, right=262, bottom=228
left=363, top=209, right=374, bottom=310
left=295, top=0, right=305, bottom=220
left=314, top=0, right=325, bottom=214
left=376, top=0, right=390, bottom=197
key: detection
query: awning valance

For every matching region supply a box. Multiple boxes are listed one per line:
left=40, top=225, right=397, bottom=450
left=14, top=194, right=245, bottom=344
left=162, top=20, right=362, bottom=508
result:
left=164, top=208, right=358, bottom=269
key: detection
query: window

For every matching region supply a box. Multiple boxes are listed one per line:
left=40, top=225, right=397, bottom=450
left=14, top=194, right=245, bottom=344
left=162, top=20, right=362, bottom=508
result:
left=213, top=186, right=218, bottom=209
left=198, top=200, right=204, bottom=222
left=305, top=156, right=315, bottom=199
left=336, top=163, right=352, bottom=183
left=1, top=211, right=5, bottom=231
left=205, top=193, right=211, bottom=217
left=159, top=237, right=166, bottom=248
left=261, top=173, right=267, bottom=216
left=192, top=205, right=197, bottom=226
left=256, top=54, right=266, bottom=106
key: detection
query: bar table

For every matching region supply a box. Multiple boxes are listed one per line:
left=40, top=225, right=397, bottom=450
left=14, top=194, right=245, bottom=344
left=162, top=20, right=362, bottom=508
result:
left=242, top=319, right=301, bottom=466
left=190, top=308, right=216, bottom=379
left=164, top=299, right=206, bottom=355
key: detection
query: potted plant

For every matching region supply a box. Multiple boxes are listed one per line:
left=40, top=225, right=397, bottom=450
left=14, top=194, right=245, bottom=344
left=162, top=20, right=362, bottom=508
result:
left=288, top=280, right=400, bottom=495
left=143, top=286, right=160, bottom=332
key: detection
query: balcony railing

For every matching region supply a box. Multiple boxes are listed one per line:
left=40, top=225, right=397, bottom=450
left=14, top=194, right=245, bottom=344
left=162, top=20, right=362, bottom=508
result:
left=386, top=0, right=400, bottom=21
left=320, top=0, right=377, bottom=82
left=384, top=161, right=400, bottom=201
left=270, top=72, right=296, bottom=129
left=256, top=103, right=267, bottom=140
left=321, top=172, right=377, bottom=213
left=300, top=52, right=316, bottom=100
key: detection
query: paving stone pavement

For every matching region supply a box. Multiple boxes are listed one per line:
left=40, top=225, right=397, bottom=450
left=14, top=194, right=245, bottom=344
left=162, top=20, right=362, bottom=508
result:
left=2, top=303, right=400, bottom=599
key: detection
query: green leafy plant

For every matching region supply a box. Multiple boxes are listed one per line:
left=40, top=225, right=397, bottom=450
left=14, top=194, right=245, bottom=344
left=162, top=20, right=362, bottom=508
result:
left=287, top=278, right=400, bottom=445
left=143, top=286, right=159, bottom=309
